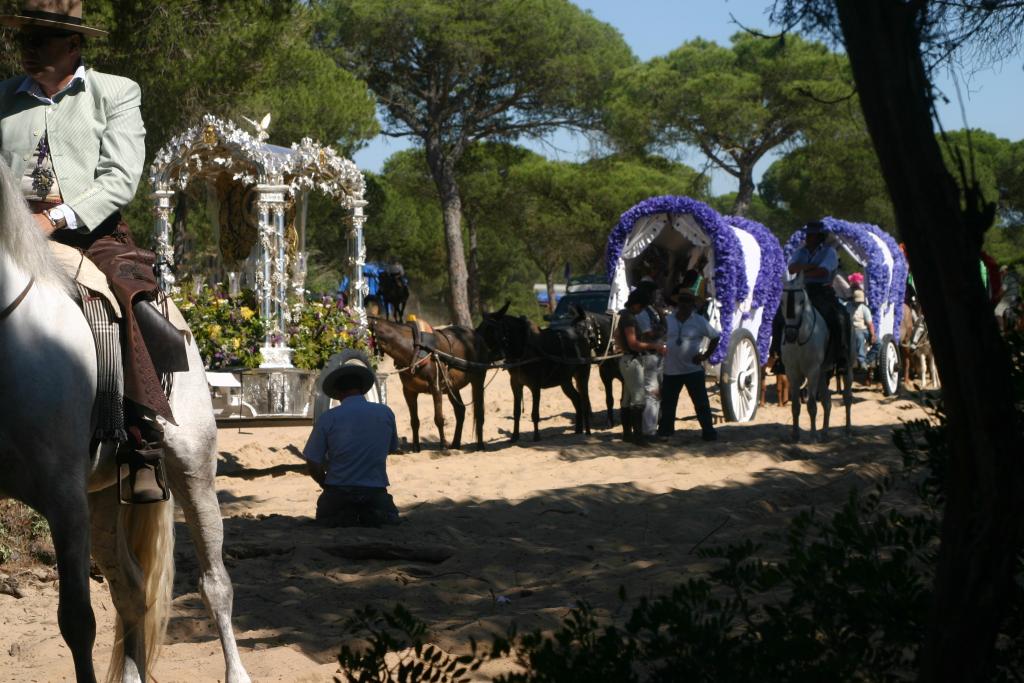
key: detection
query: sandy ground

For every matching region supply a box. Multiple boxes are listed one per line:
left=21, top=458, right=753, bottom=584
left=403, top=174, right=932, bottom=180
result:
left=0, top=360, right=930, bottom=682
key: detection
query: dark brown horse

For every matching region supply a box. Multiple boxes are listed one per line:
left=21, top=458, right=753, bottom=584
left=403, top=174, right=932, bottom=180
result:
left=572, top=309, right=621, bottom=427
left=379, top=271, right=409, bottom=322
left=477, top=302, right=593, bottom=442
left=369, top=318, right=487, bottom=451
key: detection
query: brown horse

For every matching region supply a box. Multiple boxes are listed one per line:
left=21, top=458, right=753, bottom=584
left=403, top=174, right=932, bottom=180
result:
left=370, top=318, right=487, bottom=451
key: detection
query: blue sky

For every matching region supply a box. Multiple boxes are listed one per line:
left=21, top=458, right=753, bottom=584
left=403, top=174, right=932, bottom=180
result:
left=351, top=0, right=1024, bottom=195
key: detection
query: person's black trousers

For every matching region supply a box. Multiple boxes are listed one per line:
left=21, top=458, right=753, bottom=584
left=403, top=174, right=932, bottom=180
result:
left=657, top=370, right=715, bottom=437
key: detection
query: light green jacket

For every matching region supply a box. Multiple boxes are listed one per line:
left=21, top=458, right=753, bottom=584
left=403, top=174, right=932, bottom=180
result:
left=0, top=68, right=145, bottom=231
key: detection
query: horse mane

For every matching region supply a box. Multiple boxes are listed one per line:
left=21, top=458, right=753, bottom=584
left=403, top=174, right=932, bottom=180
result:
left=0, top=163, right=69, bottom=289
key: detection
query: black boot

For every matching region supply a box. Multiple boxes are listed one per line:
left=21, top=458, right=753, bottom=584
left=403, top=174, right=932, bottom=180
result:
left=621, top=406, right=635, bottom=443
left=631, top=408, right=650, bottom=447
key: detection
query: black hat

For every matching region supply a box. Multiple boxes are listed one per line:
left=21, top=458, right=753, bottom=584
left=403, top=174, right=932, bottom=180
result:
left=669, top=285, right=697, bottom=305
left=626, top=288, right=652, bottom=307
left=320, top=351, right=376, bottom=399
left=805, top=220, right=826, bottom=235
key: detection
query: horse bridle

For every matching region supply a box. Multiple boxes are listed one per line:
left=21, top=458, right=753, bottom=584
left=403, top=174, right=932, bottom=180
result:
left=0, top=277, right=34, bottom=322
left=783, top=288, right=817, bottom=346
left=479, top=316, right=511, bottom=361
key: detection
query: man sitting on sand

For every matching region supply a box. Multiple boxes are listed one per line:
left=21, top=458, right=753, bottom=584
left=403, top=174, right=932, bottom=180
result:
left=303, top=355, right=401, bottom=527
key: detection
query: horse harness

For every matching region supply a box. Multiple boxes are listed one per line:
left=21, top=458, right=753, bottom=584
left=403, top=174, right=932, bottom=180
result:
left=0, top=277, right=34, bottom=321
left=783, top=289, right=818, bottom=346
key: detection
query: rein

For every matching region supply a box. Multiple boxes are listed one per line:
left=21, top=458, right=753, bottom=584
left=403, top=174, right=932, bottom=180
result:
left=0, top=277, right=34, bottom=321
left=783, top=290, right=818, bottom=346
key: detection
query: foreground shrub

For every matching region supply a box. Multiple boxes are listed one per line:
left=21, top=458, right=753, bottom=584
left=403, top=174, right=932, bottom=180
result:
left=0, top=500, right=53, bottom=569
left=337, top=395, right=1024, bottom=681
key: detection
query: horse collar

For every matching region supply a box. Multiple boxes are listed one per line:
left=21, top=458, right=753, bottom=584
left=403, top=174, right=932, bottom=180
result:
left=0, top=277, right=34, bottom=321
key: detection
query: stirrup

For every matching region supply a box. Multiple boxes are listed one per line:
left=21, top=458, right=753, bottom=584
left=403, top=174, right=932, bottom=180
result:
left=117, top=444, right=169, bottom=505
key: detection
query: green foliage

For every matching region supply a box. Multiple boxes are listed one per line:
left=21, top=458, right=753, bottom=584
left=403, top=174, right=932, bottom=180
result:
left=941, top=132, right=1024, bottom=276
left=709, top=192, right=800, bottom=240
left=606, top=32, right=849, bottom=213
left=337, top=604, right=483, bottom=683
left=172, top=285, right=370, bottom=371
left=173, top=283, right=266, bottom=370
left=0, top=500, right=53, bottom=568
left=288, top=296, right=373, bottom=371
left=319, top=0, right=634, bottom=148
left=319, top=0, right=633, bottom=323
left=367, top=144, right=708, bottom=320
left=759, top=104, right=896, bottom=231
left=84, top=1, right=377, bottom=159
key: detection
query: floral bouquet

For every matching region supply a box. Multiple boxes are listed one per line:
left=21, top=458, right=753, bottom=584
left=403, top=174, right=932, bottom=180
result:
left=172, top=281, right=266, bottom=370
left=288, top=295, right=374, bottom=371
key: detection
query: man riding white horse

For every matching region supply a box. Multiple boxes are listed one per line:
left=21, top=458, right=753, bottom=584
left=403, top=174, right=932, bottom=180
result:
left=0, top=0, right=183, bottom=503
left=787, top=220, right=852, bottom=371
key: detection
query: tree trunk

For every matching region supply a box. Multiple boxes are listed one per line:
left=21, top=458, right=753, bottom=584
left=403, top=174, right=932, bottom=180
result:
left=545, top=271, right=557, bottom=314
left=425, top=143, right=473, bottom=327
left=731, top=165, right=755, bottom=216
left=834, top=2, right=1023, bottom=681
left=466, top=214, right=482, bottom=316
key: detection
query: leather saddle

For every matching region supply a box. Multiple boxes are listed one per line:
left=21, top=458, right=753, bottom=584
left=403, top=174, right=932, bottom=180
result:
left=407, top=320, right=437, bottom=371
left=133, top=300, right=189, bottom=375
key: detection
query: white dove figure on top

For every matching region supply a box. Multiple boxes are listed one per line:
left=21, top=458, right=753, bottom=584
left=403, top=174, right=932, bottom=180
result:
left=242, top=112, right=272, bottom=142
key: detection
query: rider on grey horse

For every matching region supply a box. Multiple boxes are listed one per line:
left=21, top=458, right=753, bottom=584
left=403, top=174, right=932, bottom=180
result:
left=0, top=1, right=183, bottom=503
left=787, top=221, right=852, bottom=370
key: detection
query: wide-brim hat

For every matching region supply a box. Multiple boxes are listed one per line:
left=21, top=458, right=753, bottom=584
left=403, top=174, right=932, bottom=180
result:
left=670, top=287, right=698, bottom=305
left=0, top=1, right=107, bottom=37
left=321, top=353, right=376, bottom=399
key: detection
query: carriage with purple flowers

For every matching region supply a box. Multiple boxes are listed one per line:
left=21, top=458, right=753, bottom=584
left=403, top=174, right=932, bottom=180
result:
left=606, top=196, right=786, bottom=423
left=783, top=217, right=909, bottom=396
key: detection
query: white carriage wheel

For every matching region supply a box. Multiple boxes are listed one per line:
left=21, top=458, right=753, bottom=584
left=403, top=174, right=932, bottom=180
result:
left=721, top=329, right=760, bottom=423
left=879, top=334, right=900, bottom=397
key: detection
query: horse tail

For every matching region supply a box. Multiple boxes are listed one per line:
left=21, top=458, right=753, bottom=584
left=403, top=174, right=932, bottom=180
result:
left=106, top=496, right=175, bottom=682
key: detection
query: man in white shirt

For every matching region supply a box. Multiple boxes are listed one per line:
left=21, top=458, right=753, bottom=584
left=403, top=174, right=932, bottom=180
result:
left=657, top=288, right=720, bottom=441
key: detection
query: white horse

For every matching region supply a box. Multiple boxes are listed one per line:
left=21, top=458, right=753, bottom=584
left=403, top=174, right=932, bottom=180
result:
left=0, top=163, right=250, bottom=682
left=780, top=277, right=854, bottom=442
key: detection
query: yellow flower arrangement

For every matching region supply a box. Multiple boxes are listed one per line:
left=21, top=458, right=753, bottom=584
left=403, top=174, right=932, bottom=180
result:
left=240, top=306, right=255, bottom=320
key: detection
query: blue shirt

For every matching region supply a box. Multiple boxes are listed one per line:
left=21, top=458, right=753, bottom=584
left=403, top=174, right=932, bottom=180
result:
left=302, top=395, right=399, bottom=488
left=789, top=244, right=839, bottom=285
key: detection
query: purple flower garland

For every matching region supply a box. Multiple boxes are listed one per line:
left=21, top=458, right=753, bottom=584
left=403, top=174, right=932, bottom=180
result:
left=606, top=196, right=747, bottom=365
left=783, top=217, right=908, bottom=343
left=724, top=215, right=785, bottom=364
